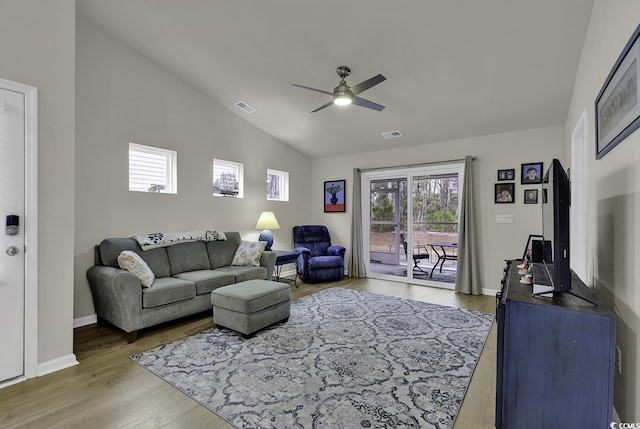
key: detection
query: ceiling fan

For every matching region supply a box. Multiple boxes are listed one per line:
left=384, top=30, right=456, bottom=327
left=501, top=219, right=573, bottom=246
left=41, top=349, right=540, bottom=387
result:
left=293, top=66, right=386, bottom=113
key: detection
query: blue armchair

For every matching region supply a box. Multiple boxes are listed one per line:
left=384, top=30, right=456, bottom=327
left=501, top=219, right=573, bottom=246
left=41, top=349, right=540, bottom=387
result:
left=293, top=225, right=346, bottom=283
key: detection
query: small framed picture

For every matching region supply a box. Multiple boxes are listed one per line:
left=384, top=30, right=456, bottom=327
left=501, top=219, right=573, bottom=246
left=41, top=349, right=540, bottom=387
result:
left=324, top=180, right=346, bottom=212
left=524, top=189, right=538, bottom=204
left=497, top=169, right=515, bottom=181
left=495, top=183, right=515, bottom=204
left=521, top=162, right=543, bottom=184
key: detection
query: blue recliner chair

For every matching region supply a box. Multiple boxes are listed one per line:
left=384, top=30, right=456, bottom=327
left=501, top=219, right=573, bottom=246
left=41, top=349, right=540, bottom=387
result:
left=293, top=225, right=346, bottom=283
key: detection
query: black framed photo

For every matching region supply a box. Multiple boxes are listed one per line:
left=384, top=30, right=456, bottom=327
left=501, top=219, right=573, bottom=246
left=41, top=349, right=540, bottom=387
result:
left=524, top=189, right=538, bottom=204
left=596, top=22, right=640, bottom=159
left=324, top=180, right=346, bottom=212
left=521, top=162, right=543, bottom=184
left=495, top=183, right=515, bottom=204
left=497, top=169, right=515, bottom=181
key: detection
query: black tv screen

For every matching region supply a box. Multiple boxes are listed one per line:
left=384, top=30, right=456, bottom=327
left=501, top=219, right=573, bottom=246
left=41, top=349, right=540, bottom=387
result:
left=541, top=159, right=571, bottom=292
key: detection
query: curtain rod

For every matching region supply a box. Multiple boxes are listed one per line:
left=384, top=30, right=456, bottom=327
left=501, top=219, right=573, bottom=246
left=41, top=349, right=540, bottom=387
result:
left=359, top=156, right=477, bottom=173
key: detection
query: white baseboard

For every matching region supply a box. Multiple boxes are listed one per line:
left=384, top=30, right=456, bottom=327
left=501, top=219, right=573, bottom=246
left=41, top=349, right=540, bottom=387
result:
left=73, top=314, right=97, bottom=328
left=0, top=376, right=27, bottom=390
left=38, top=353, right=79, bottom=377
left=277, top=268, right=297, bottom=279
left=612, top=407, right=621, bottom=423
left=483, top=287, right=500, bottom=296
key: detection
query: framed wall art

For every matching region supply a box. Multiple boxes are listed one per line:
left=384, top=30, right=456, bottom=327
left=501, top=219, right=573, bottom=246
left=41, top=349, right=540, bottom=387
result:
left=595, top=22, right=640, bottom=159
left=497, top=169, right=515, bottom=181
left=521, top=162, right=543, bottom=184
left=524, top=189, right=538, bottom=204
left=324, top=179, right=346, bottom=212
left=495, top=183, right=515, bottom=204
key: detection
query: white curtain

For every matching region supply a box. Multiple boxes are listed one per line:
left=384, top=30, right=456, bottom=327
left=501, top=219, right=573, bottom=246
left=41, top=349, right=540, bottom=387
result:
left=347, top=168, right=366, bottom=278
left=455, top=156, right=482, bottom=294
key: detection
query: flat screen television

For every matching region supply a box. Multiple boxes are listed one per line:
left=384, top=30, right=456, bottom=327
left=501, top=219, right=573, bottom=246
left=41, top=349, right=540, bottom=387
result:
left=537, top=158, right=571, bottom=293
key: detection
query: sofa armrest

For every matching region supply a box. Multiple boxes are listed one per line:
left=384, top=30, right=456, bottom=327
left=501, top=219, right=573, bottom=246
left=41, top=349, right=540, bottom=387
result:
left=86, top=265, right=144, bottom=333
left=328, top=245, right=346, bottom=260
left=260, top=250, right=276, bottom=280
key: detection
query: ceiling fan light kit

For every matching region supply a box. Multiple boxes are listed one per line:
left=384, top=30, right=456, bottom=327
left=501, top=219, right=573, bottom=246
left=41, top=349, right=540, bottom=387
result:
left=293, top=65, right=386, bottom=112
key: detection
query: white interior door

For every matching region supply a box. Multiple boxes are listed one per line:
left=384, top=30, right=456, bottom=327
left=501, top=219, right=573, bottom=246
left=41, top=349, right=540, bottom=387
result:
left=0, top=87, right=26, bottom=383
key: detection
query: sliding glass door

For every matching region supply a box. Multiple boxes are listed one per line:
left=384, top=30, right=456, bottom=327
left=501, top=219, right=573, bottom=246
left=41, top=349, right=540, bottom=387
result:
left=364, top=163, right=463, bottom=285
left=369, top=179, right=407, bottom=266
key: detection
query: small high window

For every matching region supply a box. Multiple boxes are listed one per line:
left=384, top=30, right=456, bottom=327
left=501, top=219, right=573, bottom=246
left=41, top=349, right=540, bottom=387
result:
left=213, top=159, right=243, bottom=198
left=128, top=143, right=177, bottom=193
left=267, top=169, right=289, bottom=201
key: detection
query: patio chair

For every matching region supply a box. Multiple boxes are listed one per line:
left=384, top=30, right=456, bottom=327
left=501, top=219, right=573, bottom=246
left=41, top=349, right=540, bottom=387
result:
left=400, top=233, right=430, bottom=273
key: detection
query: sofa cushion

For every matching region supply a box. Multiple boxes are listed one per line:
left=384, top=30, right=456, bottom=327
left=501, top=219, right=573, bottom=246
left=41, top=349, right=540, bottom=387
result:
left=117, top=251, right=155, bottom=287
left=232, top=241, right=267, bottom=266
left=206, top=231, right=241, bottom=269
left=215, top=266, right=268, bottom=283
left=174, top=270, right=236, bottom=295
left=98, top=238, right=171, bottom=278
left=309, top=255, right=344, bottom=270
left=166, top=241, right=210, bottom=275
left=142, top=277, right=196, bottom=308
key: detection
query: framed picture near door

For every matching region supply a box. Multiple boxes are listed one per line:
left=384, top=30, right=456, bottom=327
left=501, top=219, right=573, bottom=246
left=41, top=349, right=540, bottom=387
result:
left=324, top=180, right=346, bottom=212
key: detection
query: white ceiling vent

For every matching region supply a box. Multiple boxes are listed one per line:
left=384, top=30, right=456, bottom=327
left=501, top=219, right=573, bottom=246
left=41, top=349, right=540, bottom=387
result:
left=234, top=101, right=256, bottom=113
left=382, top=130, right=402, bottom=139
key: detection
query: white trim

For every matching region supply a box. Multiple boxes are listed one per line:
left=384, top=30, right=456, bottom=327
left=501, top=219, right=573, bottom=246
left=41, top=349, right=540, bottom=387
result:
left=0, top=78, right=38, bottom=381
left=73, top=314, right=97, bottom=329
left=0, top=376, right=27, bottom=390
left=37, top=354, right=79, bottom=377
left=612, top=407, right=621, bottom=423
left=570, top=108, right=588, bottom=283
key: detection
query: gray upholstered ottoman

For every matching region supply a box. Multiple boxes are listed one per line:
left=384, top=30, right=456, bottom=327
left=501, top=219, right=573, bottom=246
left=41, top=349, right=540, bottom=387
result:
left=211, top=279, right=291, bottom=336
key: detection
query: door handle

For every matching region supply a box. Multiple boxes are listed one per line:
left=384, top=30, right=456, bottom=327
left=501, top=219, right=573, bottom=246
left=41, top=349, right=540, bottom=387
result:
left=6, top=246, right=19, bottom=256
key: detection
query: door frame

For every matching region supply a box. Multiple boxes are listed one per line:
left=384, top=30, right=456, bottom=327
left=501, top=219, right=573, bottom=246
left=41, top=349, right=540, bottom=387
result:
left=570, top=108, right=588, bottom=283
left=369, top=184, right=402, bottom=265
left=362, top=162, right=464, bottom=286
left=0, top=77, right=38, bottom=385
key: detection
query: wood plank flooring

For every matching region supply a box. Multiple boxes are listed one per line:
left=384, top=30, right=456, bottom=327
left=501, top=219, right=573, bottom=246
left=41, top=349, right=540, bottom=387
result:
left=0, top=278, right=497, bottom=428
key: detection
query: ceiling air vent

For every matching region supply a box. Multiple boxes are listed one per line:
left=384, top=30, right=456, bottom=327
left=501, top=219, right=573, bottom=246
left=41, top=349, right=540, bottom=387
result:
left=382, top=130, right=402, bottom=139
left=234, top=101, right=256, bottom=113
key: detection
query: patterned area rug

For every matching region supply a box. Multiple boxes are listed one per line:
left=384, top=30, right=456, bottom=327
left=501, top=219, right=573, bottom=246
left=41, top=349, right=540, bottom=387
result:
left=131, top=287, right=493, bottom=429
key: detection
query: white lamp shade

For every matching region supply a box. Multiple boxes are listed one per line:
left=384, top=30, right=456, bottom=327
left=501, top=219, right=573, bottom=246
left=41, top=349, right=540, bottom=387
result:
left=255, top=211, right=280, bottom=230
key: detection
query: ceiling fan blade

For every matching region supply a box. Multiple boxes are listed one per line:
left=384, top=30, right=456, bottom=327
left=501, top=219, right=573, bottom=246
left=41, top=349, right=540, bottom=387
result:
left=292, top=84, right=333, bottom=96
left=351, top=96, right=385, bottom=111
left=349, top=74, right=386, bottom=96
left=311, top=100, right=335, bottom=113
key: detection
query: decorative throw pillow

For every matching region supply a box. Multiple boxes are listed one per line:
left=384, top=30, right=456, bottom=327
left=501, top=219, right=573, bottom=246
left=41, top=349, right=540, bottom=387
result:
left=231, top=241, right=267, bottom=267
left=117, top=250, right=155, bottom=287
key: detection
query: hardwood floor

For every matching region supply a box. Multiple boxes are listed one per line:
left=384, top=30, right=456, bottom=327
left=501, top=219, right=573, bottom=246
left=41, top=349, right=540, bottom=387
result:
left=0, top=278, right=497, bottom=429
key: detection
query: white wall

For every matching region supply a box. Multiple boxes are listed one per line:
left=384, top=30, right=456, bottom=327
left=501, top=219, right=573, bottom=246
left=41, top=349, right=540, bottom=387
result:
left=0, top=1, right=76, bottom=369
left=74, top=18, right=313, bottom=319
left=565, top=0, right=640, bottom=420
left=312, top=125, right=566, bottom=292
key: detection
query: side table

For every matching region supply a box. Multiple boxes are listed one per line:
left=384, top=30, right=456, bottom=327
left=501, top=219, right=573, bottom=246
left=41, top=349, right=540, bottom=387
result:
left=273, top=250, right=300, bottom=287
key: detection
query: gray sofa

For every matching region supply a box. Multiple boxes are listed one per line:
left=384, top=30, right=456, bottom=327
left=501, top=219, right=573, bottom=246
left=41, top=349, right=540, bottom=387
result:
left=86, top=231, right=276, bottom=343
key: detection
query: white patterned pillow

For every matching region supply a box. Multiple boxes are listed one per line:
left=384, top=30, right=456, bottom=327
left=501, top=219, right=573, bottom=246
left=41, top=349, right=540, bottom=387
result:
left=231, top=241, right=267, bottom=267
left=117, top=250, right=155, bottom=287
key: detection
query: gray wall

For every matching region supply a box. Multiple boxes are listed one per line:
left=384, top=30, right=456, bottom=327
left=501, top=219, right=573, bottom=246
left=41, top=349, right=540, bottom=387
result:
left=311, top=125, right=566, bottom=293
left=0, top=1, right=76, bottom=367
left=566, top=0, right=640, bottom=420
left=74, top=18, right=313, bottom=319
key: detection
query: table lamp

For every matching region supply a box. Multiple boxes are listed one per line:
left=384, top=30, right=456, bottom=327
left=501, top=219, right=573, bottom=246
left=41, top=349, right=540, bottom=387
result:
left=255, top=211, right=280, bottom=250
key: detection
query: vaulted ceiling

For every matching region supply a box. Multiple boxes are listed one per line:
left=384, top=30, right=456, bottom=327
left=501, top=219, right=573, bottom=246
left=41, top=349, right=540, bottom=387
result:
left=77, top=0, right=594, bottom=158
